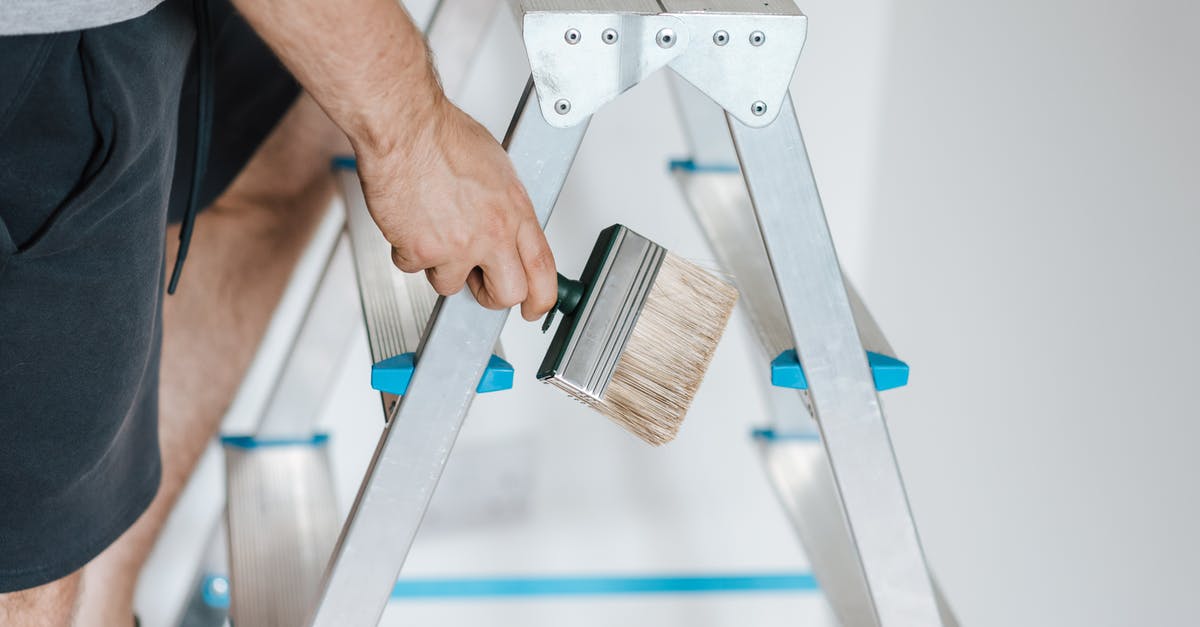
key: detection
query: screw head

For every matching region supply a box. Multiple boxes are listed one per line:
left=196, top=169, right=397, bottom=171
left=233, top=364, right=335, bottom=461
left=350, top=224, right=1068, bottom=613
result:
left=554, top=99, right=572, bottom=115
left=750, top=30, right=766, bottom=46
left=656, top=28, right=676, bottom=48
left=751, top=101, right=768, bottom=116
left=713, top=30, right=729, bottom=46
left=602, top=28, right=619, bottom=44
left=564, top=28, right=581, bottom=44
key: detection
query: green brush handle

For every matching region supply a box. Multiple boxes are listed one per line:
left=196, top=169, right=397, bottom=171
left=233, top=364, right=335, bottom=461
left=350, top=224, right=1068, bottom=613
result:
left=541, top=273, right=586, bottom=332
left=556, top=273, right=586, bottom=316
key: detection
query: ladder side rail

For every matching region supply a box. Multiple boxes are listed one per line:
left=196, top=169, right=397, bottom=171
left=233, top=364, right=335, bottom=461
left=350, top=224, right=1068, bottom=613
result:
left=306, top=80, right=589, bottom=627
left=669, top=70, right=956, bottom=627
left=763, top=438, right=961, bottom=627
left=727, top=93, right=943, bottom=626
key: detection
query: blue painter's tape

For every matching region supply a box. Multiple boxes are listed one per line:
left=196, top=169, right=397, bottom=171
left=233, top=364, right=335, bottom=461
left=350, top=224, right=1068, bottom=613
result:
left=751, top=428, right=820, bottom=443
left=371, top=353, right=514, bottom=395
left=219, top=433, right=329, bottom=449
left=201, top=574, right=231, bottom=609
left=668, top=158, right=741, bottom=174
left=390, top=573, right=818, bottom=600
left=770, top=349, right=909, bottom=391
left=330, top=155, right=357, bottom=171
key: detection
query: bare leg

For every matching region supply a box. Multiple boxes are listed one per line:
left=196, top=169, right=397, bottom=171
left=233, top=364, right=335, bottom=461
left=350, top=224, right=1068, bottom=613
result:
left=74, top=94, right=349, bottom=626
left=0, top=573, right=81, bottom=627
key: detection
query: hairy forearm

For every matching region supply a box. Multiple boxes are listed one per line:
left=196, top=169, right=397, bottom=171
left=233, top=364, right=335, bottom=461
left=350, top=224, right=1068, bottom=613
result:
left=231, top=0, right=443, bottom=156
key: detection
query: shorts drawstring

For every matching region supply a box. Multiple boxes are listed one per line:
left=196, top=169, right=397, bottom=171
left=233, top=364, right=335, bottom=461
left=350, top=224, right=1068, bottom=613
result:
left=167, top=0, right=213, bottom=294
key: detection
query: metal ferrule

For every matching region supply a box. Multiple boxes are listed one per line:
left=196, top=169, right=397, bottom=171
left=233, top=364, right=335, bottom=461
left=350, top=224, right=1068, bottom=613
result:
left=539, top=225, right=666, bottom=401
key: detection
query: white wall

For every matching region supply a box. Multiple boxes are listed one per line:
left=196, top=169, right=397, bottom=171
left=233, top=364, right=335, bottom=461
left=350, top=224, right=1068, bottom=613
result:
left=863, top=2, right=1200, bottom=625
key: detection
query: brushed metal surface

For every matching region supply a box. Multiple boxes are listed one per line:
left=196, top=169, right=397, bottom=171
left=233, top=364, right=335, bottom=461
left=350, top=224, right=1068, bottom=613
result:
left=307, top=81, right=589, bottom=627
left=225, top=444, right=339, bottom=627
left=762, top=439, right=959, bottom=627
left=729, top=93, right=943, bottom=625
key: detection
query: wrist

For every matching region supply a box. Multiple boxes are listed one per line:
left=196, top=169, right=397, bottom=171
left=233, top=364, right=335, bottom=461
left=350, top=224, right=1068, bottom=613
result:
left=338, top=38, right=448, bottom=160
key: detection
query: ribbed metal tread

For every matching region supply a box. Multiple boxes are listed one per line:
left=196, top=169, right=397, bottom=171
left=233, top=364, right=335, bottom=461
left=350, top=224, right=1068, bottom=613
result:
left=336, top=167, right=434, bottom=365
left=225, top=439, right=339, bottom=627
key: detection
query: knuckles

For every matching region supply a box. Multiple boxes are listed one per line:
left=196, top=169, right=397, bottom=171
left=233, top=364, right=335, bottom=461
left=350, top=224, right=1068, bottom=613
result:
left=391, top=247, right=424, bottom=273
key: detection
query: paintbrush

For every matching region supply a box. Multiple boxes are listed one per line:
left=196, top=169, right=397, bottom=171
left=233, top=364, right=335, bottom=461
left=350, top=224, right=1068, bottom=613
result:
left=538, top=224, right=738, bottom=445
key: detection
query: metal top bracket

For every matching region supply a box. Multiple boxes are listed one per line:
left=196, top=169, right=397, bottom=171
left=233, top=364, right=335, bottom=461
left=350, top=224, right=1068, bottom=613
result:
left=516, top=0, right=807, bottom=128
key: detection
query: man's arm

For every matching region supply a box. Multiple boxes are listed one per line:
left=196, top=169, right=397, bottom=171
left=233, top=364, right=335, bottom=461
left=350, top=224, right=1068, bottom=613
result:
left=230, top=0, right=557, bottom=321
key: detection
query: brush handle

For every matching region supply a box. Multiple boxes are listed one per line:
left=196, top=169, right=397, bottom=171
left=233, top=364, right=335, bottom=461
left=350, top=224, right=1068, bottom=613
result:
left=556, top=273, right=586, bottom=315
left=541, top=273, right=586, bottom=333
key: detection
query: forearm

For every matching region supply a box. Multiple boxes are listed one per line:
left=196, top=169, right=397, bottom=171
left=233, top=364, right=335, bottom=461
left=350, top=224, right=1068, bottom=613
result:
left=231, top=0, right=442, bottom=156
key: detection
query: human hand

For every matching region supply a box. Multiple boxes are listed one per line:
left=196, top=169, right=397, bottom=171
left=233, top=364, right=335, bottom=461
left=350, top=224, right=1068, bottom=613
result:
left=353, top=97, right=557, bottom=322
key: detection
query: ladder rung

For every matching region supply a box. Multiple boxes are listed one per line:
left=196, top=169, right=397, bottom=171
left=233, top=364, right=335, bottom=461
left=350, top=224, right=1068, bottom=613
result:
left=223, top=436, right=339, bottom=627
left=335, top=158, right=435, bottom=365
left=334, top=157, right=509, bottom=383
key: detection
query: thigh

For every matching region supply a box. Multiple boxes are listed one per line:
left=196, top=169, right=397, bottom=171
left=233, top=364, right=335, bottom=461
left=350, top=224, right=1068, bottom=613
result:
left=0, top=0, right=193, bottom=593
left=168, top=0, right=302, bottom=224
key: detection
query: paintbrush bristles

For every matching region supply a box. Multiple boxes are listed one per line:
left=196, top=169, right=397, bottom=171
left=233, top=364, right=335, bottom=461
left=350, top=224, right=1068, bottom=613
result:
left=593, top=253, right=738, bottom=445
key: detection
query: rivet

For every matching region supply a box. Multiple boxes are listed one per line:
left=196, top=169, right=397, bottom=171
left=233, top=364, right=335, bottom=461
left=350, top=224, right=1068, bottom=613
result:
left=555, top=99, right=572, bottom=114
left=713, top=30, right=729, bottom=46
left=751, top=101, right=768, bottom=116
left=564, top=28, right=581, bottom=44
left=602, top=28, right=619, bottom=44
left=656, top=28, right=676, bottom=48
left=750, top=30, right=766, bottom=46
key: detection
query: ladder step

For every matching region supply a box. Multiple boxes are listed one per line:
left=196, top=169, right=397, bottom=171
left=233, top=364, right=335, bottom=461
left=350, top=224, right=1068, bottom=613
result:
left=223, top=435, right=339, bottom=627
left=670, top=164, right=902, bottom=363
left=334, top=156, right=510, bottom=402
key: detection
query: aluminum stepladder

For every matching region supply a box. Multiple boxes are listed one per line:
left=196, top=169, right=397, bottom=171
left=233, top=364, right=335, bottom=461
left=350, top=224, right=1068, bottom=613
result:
left=171, top=0, right=958, bottom=624
left=306, top=1, right=954, bottom=626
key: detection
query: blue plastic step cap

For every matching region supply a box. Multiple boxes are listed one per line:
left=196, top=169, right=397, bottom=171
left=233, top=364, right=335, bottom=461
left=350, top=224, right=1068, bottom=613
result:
left=372, top=353, right=514, bottom=395
left=201, top=574, right=231, bottom=609
left=667, top=158, right=740, bottom=174
left=770, top=349, right=909, bottom=391
left=219, top=433, right=330, bottom=449
left=331, top=155, right=357, bottom=171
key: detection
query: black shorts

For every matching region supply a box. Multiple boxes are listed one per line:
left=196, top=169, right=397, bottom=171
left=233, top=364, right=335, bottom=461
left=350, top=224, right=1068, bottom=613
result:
left=0, top=0, right=299, bottom=592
